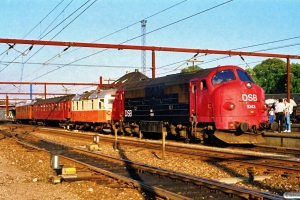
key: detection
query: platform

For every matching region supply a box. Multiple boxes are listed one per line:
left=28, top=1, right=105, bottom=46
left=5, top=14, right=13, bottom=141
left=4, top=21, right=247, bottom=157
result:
left=262, top=131, right=300, bottom=149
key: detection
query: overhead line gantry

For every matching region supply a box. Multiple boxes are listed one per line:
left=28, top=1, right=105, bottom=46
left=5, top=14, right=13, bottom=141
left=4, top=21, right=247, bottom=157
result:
left=0, top=37, right=299, bottom=101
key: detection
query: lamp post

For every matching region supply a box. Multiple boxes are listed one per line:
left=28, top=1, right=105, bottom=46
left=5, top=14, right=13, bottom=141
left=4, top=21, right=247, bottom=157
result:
left=187, top=59, right=204, bottom=71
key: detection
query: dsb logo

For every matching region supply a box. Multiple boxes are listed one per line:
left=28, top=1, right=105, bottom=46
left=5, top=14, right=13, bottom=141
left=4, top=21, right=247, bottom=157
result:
left=242, top=94, right=257, bottom=101
left=125, top=110, right=132, bottom=117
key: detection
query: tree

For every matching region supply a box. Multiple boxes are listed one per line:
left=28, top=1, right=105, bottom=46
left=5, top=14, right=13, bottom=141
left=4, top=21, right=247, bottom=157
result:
left=252, top=58, right=286, bottom=93
left=290, top=63, right=300, bottom=93
left=180, top=65, right=202, bottom=73
left=252, top=58, right=300, bottom=93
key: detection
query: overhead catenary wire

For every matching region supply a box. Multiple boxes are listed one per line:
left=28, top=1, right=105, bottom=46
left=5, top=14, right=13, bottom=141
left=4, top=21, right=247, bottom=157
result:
left=0, top=45, right=34, bottom=73
left=38, top=0, right=74, bottom=39
left=22, top=0, right=65, bottom=39
left=43, top=46, right=70, bottom=65
left=61, top=0, right=188, bottom=56
left=2, top=0, right=188, bottom=95
left=0, top=0, right=94, bottom=75
left=2, top=1, right=190, bottom=95
left=0, top=0, right=68, bottom=76
left=1, top=0, right=97, bottom=96
left=0, top=60, right=139, bottom=69
left=27, top=0, right=234, bottom=82
left=20, top=0, right=96, bottom=78
left=2, top=1, right=299, bottom=95
left=21, top=0, right=95, bottom=67
left=40, top=0, right=94, bottom=40
left=155, top=41, right=300, bottom=77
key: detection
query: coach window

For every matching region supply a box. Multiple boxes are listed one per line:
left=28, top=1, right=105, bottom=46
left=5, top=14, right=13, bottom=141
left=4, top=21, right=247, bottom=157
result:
left=82, top=101, right=84, bottom=110
left=108, top=99, right=114, bottom=109
left=212, top=69, right=236, bottom=86
left=100, top=99, right=104, bottom=109
left=76, top=102, right=78, bottom=110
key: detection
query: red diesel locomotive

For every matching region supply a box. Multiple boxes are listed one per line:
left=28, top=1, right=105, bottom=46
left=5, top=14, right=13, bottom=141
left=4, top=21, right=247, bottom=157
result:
left=111, top=65, right=269, bottom=144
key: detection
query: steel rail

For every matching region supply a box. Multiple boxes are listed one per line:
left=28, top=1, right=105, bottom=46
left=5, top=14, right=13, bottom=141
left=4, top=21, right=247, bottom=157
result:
left=1, top=127, right=284, bottom=200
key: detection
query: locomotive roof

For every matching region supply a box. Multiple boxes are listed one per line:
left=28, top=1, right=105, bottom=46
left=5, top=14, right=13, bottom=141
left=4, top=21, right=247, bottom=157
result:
left=80, top=91, right=95, bottom=100
left=89, top=88, right=117, bottom=99
left=113, top=70, right=149, bottom=85
left=72, top=89, right=117, bottom=101
left=121, top=67, right=214, bottom=90
left=34, top=94, right=75, bottom=105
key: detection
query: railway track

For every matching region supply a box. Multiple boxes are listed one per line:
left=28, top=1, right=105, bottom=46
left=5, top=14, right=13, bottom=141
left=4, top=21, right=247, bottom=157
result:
left=31, top=126, right=300, bottom=177
left=0, top=126, right=285, bottom=199
left=4, top=124, right=300, bottom=178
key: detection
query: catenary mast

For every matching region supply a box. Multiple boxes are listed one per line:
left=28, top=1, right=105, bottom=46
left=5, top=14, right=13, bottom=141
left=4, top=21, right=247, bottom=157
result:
left=141, top=19, right=147, bottom=75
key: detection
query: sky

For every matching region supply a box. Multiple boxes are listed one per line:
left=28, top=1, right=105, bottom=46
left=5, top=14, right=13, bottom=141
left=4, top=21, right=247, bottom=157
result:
left=0, top=0, right=299, bottom=101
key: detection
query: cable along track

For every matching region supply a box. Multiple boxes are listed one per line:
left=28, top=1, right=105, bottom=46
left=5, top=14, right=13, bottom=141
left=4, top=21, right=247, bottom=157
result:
left=3, top=132, right=283, bottom=200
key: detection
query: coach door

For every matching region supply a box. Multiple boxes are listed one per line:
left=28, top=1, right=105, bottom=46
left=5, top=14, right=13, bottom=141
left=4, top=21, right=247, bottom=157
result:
left=189, top=81, right=198, bottom=122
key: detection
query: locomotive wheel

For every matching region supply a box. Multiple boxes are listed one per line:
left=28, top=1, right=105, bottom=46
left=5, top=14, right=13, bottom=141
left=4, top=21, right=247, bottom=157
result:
left=199, top=130, right=212, bottom=144
left=270, top=122, right=279, bottom=131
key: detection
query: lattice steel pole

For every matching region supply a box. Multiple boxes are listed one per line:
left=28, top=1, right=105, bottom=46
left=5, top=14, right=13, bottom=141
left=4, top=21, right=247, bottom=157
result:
left=141, top=20, right=147, bottom=75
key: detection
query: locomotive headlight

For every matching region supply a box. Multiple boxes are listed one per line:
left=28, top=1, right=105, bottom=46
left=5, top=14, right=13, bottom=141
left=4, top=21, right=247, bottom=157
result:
left=263, top=104, right=268, bottom=111
left=223, top=102, right=235, bottom=110
left=246, top=82, right=252, bottom=88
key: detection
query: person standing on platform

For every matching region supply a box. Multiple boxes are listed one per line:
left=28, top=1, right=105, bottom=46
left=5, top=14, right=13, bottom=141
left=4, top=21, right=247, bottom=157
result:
left=274, top=98, right=285, bottom=133
left=269, top=108, right=275, bottom=124
left=283, top=99, right=293, bottom=132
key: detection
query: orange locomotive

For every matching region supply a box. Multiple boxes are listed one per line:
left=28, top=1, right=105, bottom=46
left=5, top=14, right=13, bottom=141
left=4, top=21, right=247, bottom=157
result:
left=111, top=65, right=269, bottom=144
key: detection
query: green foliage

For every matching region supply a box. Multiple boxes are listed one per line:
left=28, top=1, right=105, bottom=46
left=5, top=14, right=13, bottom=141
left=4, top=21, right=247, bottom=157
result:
left=252, top=58, right=300, bottom=93
left=181, top=65, right=202, bottom=73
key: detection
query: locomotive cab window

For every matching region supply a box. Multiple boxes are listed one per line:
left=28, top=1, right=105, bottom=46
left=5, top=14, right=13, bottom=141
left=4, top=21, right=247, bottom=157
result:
left=200, top=80, right=207, bottom=90
left=237, top=69, right=255, bottom=83
left=192, top=84, right=197, bottom=93
left=212, top=69, right=236, bottom=86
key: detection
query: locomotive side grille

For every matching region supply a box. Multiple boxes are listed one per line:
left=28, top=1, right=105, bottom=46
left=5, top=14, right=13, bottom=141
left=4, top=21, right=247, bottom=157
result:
left=164, top=83, right=189, bottom=103
left=140, top=121, right=163, bottom=133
